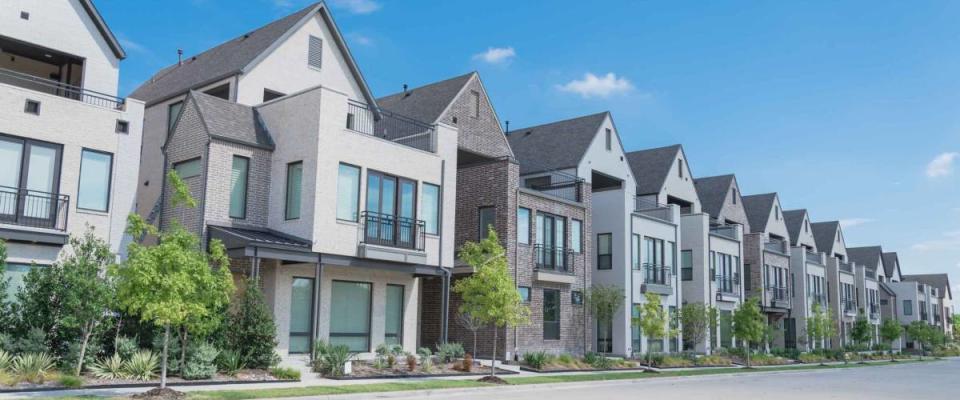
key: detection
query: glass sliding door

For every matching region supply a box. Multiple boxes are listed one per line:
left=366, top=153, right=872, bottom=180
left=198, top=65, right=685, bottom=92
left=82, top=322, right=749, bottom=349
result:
left=0, top=135, right=61, bottom=228
left=365, top=171, right=418, bottom=249
left=330, top=281, right=372, bottom=352
left=288, top=277, right=314, bottom=354
left=384, top=284, right=404, bottom=345
left=0, top=137, right=23, bottom=218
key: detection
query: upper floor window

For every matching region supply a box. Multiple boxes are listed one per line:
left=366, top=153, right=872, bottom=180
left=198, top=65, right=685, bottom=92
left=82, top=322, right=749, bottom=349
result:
left=517, top=207, right=531, bottom=244
left=678, top=158, right=684, bottom=178
left=597, top=233, right=612, bottom=270
left=470, top=91, right=480, bottom=118
left=775, top=206, right=780, bottom=220
left=536, top=212, right=565, bottom=252
left=229, top=156, right=249, bottom=219
left=731, top=188, right=737, bottom=204
left=478, top=206, right=496, bottom=239
left=681, top=250, right=693, bottom=281
left=805, top=219, right=809, bottom=232
left=903, top=300, right=913, bottom=316
left=263, top=89, right=285, bottom=102
left=421, top=183, right=440, bottom=235
left=173, top=158, right=201, bottom=179
left=308, top=35, right=323, bottom=69
left=77, top=149, right=113, bottom=212
left=167, top=101, right=183, bottom=134
left=571, top=219, right=583, bottom=253
left=285, top=161, right=303, bottom=220
left=605, top=128, right=612, bottom=151
left=0, top=135, right=62, bottom=222
left=336, top=163, right=360, bottom=221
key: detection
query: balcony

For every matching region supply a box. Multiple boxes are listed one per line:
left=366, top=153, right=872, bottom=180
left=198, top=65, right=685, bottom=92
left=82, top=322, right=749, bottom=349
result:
left=526, top=178, right=584, bottom=203
left=841, top=298, right=857, bottom=316
left=638, top=263, right=673, bottom=295
left=359, top=211, right=424, bottom=251
left=865, top=269, right=877, bottom=280
left=634, top=196, right=674, bottom=223
left=715, top=274, right=740, bottom=300
left=710, top=225, right=739, bottom=241
left=0, top=67, right=124, bottom=110
left=764, top=238, right=789, bottom=254
left=766, top=286, right=791, bottom=309
left=806, top=251, right=823, bottom=265
left=839, top=262, right=853, bottom=274
left=869, top=305, right=881, bottom=321
left=0, top=186, right=69, bottom=231
left=534, top=244, right=576, bottom=284
left=347, top=101, right=436, bottom=153
left=808, top=293, right=827, bottom=307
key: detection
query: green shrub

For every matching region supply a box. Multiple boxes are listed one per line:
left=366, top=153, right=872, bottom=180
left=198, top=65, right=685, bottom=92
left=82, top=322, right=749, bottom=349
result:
left=123, top=350, right=159, bottom=381
left=523, top=351, right=549, bottom=369
left=13, top=328, right=48, bottom=355
left=657, top=355, right=693, bottom=368
left=114, top=336, right=138, bottom=360
left=227, top=278, right=279, bottom=369
left=0, top=350, right=12, bottom=371
left=417, top=347, right=433, bottom=372
left=798, top=353, right=826, bottom=364
left=12, top=352, right=57, bottom=383
left=57, top=374, right=83, bottom=388
left=771, top=347, right=801, bottom=360
left=182, top=342, right=219, bottom=380
left=556, top=353, right=575, bottom=365
left=0, top=333, right=12, bottom=353
left=695, top=355, right=732, bottom=366
left=216, top=350, right=245, bottom=376
left=645, top=353, right=665, bottom=367
left=90, top=353, right=127, bottom=380
left=584, top=352, right=613, bottom=369
left=62, top=341, right=100, bottom=372
left=151, top=333, right=181, bottom=374
left=269, top=366, right=300, bottom=380
left=435, top=342, right=465, bottom=363
left=311, top=341, right=354, bottom=377
left=747, top=353, right=790, bottom=366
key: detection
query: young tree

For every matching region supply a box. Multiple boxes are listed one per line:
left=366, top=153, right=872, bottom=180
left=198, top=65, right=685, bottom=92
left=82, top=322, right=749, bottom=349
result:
left=953, top=314, right=960, bottom=342
left=453, top=227, right=529, bottom=377
left=905, top=321, right=930, bottom=360
left=58, top=228, right=116, bottom=375
left=680, top=303, right=713, bottom=353
left=226, top=277, right=279, bottom=369
left=586, top=285, right=624, bottom=358
left=806, top=302, right=835, bottom=353
left=111, top=171, right=235, bottom=389
left=732, top=298, right=766, bottom=368
left=637, top=292, right=669, bottom=367
left=849, top=312, right=873, bottom=363
left=0, top=240, right=12, bottom=330
left=879, top=318, right=903, bottom=360
left=457, top=311, right=485, bottom=358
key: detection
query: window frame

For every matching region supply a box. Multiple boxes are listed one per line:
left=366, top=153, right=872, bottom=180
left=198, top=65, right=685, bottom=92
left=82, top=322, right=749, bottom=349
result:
left=329, top=280, right=373, bottom=353
left=263, top=88, right=285, bottom=102
left=336, top=163, right=362, bottom=222
left=597, top=233, right=612, bottom=270
left=518, top=286, right=531, bottom=303
left=571, top=290, right=583, bottom=305
left=478, top=206, right=496, bottom=240
left=229, top=155, right=250, bottom=219
left=288, top=276, right=315, bottom=354
left=284, top=161, right=303, bottom=220
left=543, top=288, right=561, bottom=340
left=0, top=133, right=64, bottom=198
left=384, top=284, right=405, bottom=346
left=77, top=148, right=114, bottom=212
left=421, top=183, right=441, bottom=235
left=172, top=157, right=202, bottom=179
left=517, top=207, right=531, bottom=245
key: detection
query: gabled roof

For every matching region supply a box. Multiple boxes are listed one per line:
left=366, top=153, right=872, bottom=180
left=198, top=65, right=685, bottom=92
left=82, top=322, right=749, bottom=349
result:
left=882, top=252, right=901, bottom=279
left=376, top=72, right=475, bottom=124
left=903, top=274, right=952, bottom=299
left=177, top=91, right=274, bottom=150
left=694, top=174, right=735, bottom=219
left=81, top=0, right=126, bottom=59
left=783, top=209, right=809, bottom=245
left=879, top=281, right=897, bottom=297
left=506, top=112, right=609, bottom=175
left=847, top=246, right=883, bottom=269
left=741, top=193, right=777, bottom=233
left=131, top=2, right=376, bottom=108
left=811, top=221, right=840, bottom=255
left=626, top=145, right=683, bottom=195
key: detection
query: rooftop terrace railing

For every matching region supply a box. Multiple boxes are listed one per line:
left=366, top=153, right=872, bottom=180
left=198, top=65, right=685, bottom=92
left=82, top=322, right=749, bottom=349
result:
left=347, top=100, right=437, bottom=153
left=710, top=225, right=739, bottom=241
left=634, top=196, right=674, bottom=223
left=0, top=67, right=125, bottom=109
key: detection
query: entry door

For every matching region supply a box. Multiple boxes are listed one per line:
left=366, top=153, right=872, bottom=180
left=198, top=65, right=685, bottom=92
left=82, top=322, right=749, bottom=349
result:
left=289, top=277, right=315, bottom=354
left=366, top=172, right=417, bottom=248
left=784, top=318, right=797, bottom=349
left=0, top=136, right=61, bottom=227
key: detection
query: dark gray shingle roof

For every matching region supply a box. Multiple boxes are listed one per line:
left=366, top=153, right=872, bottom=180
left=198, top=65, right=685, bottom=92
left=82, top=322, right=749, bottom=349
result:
left=882, top=252, right=900, bottom=279
left=847, top=246, right=883, bottom=269
left=741, top=193, right=777, bottom=233
left=626, top=145, right=683, bottom=195
left=506, top=112, right=609, bottom=175
left=694, top=175, right=734, bottom=219
left=783, top=209, right=808, bottom=245
left=376, top=72, right=474, bottom=124
left=130, top=3, right=320, bottom=104
left=903, top=274, right=952, bottom=298
left=208, top=225, right=311, bottom=249
left=811, top=221, right=840, bottom=255
left=191, top=91, right=274, bottom=149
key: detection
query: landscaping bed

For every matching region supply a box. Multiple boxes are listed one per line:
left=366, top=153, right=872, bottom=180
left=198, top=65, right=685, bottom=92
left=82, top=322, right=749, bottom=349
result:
left=731, top=354, right=793, bottom=366
left=0, top=369, right=292, bottom=393
left=519, top=352, right=645, bottom=373
left=636, top=354, right=735, bottom=369
left=329, top=361, right=516, bottom=380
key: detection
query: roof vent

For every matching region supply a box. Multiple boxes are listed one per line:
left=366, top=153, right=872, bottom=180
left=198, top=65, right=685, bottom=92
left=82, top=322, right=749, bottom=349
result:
left=402, top=84, right=410, bottom=97
left=177, top=49, right=183, bottom=66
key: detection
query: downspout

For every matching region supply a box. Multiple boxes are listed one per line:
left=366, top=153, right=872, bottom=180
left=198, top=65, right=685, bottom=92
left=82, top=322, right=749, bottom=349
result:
left=312, top=254, right=322, bottom=361
left=629, top=211, right=635, bottom=357
left=439, top=159, right=449, bottom=344
left=583, top=203, right=588, bottom=354
left=198, top=139, right=211, bottom=244
left=514, top=183, right=520, bottom=360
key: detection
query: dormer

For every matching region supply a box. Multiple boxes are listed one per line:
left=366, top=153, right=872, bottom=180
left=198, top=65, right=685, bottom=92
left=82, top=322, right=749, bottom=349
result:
left=626, top=144, right=700, bottom=214
left=783, top=209, right=816, bottom=251
left=694, top=174, right=750, bottom=231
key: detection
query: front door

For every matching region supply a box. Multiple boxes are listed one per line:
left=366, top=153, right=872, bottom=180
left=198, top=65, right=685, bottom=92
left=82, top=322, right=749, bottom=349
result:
left=288, top=277, right=315, bottom=354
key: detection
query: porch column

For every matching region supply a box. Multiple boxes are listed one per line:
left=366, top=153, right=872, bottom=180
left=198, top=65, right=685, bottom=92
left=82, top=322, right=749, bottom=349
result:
left=312, top=256, right=323, bottom=360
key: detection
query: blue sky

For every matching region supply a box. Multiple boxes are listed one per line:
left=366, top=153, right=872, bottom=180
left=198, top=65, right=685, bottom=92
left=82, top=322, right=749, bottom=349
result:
left=100, top=0, right=960, bottom=292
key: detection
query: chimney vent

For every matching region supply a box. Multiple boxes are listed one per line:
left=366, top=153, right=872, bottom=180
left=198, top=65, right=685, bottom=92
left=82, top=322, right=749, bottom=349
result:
left=505, top=120, right=510, bottom=134
left=402, top=84, right=409, bottom=97
left=177, top=49, right=183, bottom=66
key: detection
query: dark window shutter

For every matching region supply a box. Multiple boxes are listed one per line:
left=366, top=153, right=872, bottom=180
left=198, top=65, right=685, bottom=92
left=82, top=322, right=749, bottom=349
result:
left=308, top=36, right=322, bottom=69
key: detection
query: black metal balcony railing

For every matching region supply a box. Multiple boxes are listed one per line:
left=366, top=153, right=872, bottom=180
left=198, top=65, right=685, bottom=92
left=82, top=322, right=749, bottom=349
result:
left=528, top=179, right=583, bottom=203
left=841, top=298, right=856, bottom=314
left=715, top=274, right=740, bottom=294
left=0, top=186, right=69, bottom=231
left=360, top=211, right=424, bottom=251
left=0, top=67, right=125, bottom=109
left=534, top=244, right=573, bottom=273
left=347, top=101, right=437, bottom=153
left=638, top=263, right=672, bottom=286
left=768, top=286, right=790, bottom=301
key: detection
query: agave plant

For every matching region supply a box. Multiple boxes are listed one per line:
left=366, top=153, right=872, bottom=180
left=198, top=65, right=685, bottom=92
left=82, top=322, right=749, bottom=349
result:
left=123, top=351, right=159, bottom=381
left=216, top=350, right=246, bottom=376
left=90, top=353, right=127, bottom=380
left=11, top=353, right=57, bottom=384
left=0, top=350, right=12, bottom=371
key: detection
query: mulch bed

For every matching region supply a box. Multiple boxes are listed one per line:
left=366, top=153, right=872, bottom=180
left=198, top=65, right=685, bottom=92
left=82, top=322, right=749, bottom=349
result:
left=326, top=361, right=517, bottom=380
left=0, top=369, right=294, bottom=394
left=519, top=365, right=649, bottom=373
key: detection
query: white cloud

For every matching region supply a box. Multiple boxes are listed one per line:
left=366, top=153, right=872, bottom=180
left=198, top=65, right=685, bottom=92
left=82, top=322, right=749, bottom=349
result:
left=473, top=47, right=516, bottom=65
left=912, top=230, right=960, bottom=252
left=330, top=0, right=381, bottom=14
left=556, top=72, right=635, bottom=99
left=839, top=218, right=875, bottom=228
left=925, top=152, right=958, bottom=178
left=117, top=34, right=147, bottom=54
left=348, top=33, right=373, bottom=46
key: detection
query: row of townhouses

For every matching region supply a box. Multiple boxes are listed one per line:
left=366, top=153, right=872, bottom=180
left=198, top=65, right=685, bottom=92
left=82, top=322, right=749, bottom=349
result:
left=0, top=1, right=953, bottom=362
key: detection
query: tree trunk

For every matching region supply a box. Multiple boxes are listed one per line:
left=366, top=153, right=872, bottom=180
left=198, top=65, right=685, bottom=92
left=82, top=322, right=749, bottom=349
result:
left=180, top=327, right=189, bottom=374
left=76, top=324, right=92, bottom=376
left=473, top=331, right=478, bottom=359
left=160, top=325, right=170, bottom=389
left=491, top=328, right=498, bottom=377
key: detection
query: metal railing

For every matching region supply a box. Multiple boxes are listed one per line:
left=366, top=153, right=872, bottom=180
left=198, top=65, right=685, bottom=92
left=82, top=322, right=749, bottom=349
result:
left=360, top=211, right=425, bottom=251
left=764, top=238, right=788, bottom=253
left=767, top=286, right=791, bottom=308
left=634, top=196, right=674, bottom=223
left=0, top=67, right=125, bottom=109
left=527, top=179, right=583, bottom=203
left=869, top=305, right=881, bottom=320
left=808, top=292, right=827, bottom=306
left=638, top=263, right=672, bottom=286
left=865, top=269, right=877, bottom=280
left=347, top=101, right=437, bottom=153
left=839, top=262, right=853, bottom=274
left=841, top=298, right=856, bottom=314
left=806, top=250, right=823, bottom=264
left=534, top=244, right=573, bottom=273
left=715, top=274, right=740, bottom=294
left=710, top=225, right=738, bottom=240
left=0, top=186, right=69, bottom=231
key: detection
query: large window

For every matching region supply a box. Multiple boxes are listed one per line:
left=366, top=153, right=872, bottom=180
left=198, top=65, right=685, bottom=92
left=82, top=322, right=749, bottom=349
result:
left=517, top=207, right=530, bottom=244
left=0, top=134, right=62, bottom=223
left=519, top=286, right=531, bottom=303
left=330, top=281, right=371, bottom=352
left=631, top=304, right=641, bottom=352
left=571, top=219, right=582, bottom=253
left=421, top=183, right=440, bottom=234
left=3, top=263, right=35, bottom=302
left=903, top=300, right=913, bottom=316
left=167, top=101, right=183, bottom=134
left=385, top=285, right=404, bottom=346
left=173, top=158, right=201, bottom=179
left=229, top=156, right=249, bottom=219
left=543, top=289, right=560, bottom=340
left=681, top=250, right=693, bottom=281
left=336, top=164, right=360, bottom=221
left=78, top=149, right=113, bottom=212
left=478, top=206, right=496, bottom=239
left=288, top=277, right=314, bottom=354
left=285, top=162, right=302, bottom=220
left=597, top=233, right=612, bottom=270
left=536, top=212, right=565, bottom=251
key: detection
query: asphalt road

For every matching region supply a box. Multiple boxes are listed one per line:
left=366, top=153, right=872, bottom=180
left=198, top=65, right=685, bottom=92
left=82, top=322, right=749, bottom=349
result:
left=386, top=359, right=959, bottom=400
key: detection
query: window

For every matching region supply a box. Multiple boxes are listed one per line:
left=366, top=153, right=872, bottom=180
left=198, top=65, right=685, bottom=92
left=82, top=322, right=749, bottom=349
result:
left=168, top=101, right=183, bottom=134
left=536, top=212, right=565, bottom=252
left=678, top=158, right=684, bottom=178
left=77, top=149, right=113, bottom=212
left=478, top=206, right=496, bottom=239
left=346, top=112, right=356, bottom=130
left=0, top=134, right=63, bottom=223
left=229, top=156, right=249, bottom=219
left=903, top=300, right=913, bottom=316
left=605, top=128, right=612, bottom=151
left=308, top=35, right=323, bottom=69
left=421, top=184, right=440, bottom=234
left=115, top=120, right=129, bottom=134
left=469, top=90, right=480, bottom=118
left=330, top=281, right=371, bottom=352
left=24, top=100, right=40, bottom=115
left=285, top=161, right=303, bottom=220
left=631, top=304, right=641, bottom=352
left=744, top=264, right=751, bottom=291
left=3, top=263, right=36, bottom=302
left=571, top=290, right=583, bottom=305
left=775, top=206, right=780, bottom=220
left=20, top=11, right=29, bottom=20
left=571, top=219, right=583, bottom=253
left=204, top=83, right=230, bottom=100
left=805, top=220, right=809, bottom=233
left=731, top=188, right=737, bottom=204
left=543, top=289, right=560, bottom=340
left=173, top=158, right=201, bottom=179
left=336, top=164, right=360, bottom=221
left=597, top=233, right=612, bottom=270
left=385, top=285, right=404, bottom=345
left=517, top=207, right=530, bottom=244
left=519, top=286, right=531, bottom=303
left=263, top=89, right=285, bottom=102
left=681, top=250, right=693, bottom=281
left=288, top=277, right=314, bottom=354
